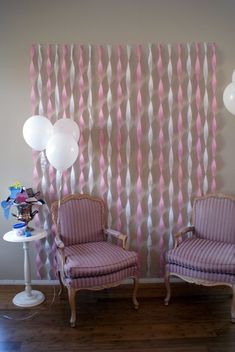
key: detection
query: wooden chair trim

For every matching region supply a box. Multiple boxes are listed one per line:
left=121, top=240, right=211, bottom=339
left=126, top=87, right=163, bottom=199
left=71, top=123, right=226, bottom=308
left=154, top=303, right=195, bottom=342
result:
left=104, top=228, right=128, bottom=249
left=174, top=226, right=195, bottom=248
left=167, top=272, right=233, bottom=289
left=68, top=274, right=139, bottom=293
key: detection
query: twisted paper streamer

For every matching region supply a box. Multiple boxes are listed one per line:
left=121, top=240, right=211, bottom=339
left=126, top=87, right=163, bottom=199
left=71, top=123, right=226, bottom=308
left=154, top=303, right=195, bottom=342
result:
left=186, top=43, right=193, bottom=224
left=78, top=45, right=86, bottom=192
left=116, top=45, right=123, bottom=231
left=147, top=44, right=153, bottom=275
left=69, top=45, right=76, bottom=194
left=98, top=46, right=107, bottom=196
left=167, top=44, right=174, bottom=248
left=211, top=43, right=217, bottom=192
left=125, top=45, right=131, bottom=247
left=195, top=43, right=203, bottom=196
left=157, top=44, right=165, bottom=273
left=203, top=42, right=209, bottom=195
left=30, top=43, right=217, bottom=279
left=46, top=45, right=56, bottom=202
left=87, top=45, right=94, bottom=194
left=106, top=45, right=113, bottom=227
left=135, top=45, right=143, bottom=251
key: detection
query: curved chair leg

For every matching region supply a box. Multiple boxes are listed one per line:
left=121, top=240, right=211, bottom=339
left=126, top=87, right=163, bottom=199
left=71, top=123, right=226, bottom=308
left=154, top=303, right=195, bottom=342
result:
left=164, top=272, right=171, bottom=306
left=68, top=287, right=77, bottom=328
left=57, top=271, right=64, bottom=297
left=231, top=284, right=235, bottom=323
left=132, top=277, right=139, bottom=310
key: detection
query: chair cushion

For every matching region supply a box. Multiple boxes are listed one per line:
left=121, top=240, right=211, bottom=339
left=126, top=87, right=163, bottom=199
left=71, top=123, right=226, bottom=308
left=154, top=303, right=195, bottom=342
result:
left=63, top=241, right=138, bottom=278
left=65, top=266, right=139, bottom=289
left=166, top=237, right=235, bottom=275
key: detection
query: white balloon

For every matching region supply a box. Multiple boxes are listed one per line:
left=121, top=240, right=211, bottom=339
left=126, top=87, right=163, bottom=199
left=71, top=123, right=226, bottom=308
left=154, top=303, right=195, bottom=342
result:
left=23, top=115, right=53, bottom=151
left=223, top=82, right=235, bottom=115
left=53, top=118, right=80, bottom=142
left=46, top=133, right=78, bottom=172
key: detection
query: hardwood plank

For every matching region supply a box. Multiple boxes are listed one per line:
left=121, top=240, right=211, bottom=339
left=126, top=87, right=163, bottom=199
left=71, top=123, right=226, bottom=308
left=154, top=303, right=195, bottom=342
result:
left=0, top=284, right=234, bottom=352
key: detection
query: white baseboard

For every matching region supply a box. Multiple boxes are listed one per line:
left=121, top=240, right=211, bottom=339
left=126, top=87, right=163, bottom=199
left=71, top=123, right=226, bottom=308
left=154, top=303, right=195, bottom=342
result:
left=0, top=279, right=59, bottom=285
left=0, top=277, right=182, bottom=285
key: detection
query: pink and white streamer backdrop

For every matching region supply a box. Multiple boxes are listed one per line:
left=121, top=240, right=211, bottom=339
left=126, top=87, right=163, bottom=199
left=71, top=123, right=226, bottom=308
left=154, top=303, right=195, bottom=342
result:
left=30, top=43, right=217, bottom=279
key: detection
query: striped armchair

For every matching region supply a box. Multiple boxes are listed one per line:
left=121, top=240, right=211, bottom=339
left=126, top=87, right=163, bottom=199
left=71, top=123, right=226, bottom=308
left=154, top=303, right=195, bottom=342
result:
left=51, top=194, right=139, bottom=327
left=164, top=193, right=235, bottom=322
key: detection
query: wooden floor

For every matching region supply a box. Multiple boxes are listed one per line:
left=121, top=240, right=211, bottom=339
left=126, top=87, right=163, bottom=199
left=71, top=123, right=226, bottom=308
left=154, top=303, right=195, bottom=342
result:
left=0, top=283, right=234, bottom=352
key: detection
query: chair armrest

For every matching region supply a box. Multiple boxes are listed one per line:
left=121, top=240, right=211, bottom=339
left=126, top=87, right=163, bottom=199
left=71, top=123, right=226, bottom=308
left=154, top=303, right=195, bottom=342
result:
left=174, top=226, right=195, bottom=248
left=104, top=228, right=127, bottom=249
left=55, top=236, right=65, bottom=249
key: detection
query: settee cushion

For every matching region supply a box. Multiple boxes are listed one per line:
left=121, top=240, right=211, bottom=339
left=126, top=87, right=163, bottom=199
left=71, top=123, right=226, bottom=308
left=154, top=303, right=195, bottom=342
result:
left=166, top=237, right=235, bottom=275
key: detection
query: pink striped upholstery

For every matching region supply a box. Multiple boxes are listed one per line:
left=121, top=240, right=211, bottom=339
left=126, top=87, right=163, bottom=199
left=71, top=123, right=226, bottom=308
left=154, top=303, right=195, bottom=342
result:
left=65, top=266, right=139, bottom=289
left=63, top=241, right=138, bottom=278
left=193, top=196, right=235, bottom=244
left=166, top=263, right=234, bottom=284
left=52, top=194, right=139, bottom=326
left=58, top=198, right=105, bottom=245
left=166, top=237, right=235, bottom=275
left=165, top=194, right=235, bottom=322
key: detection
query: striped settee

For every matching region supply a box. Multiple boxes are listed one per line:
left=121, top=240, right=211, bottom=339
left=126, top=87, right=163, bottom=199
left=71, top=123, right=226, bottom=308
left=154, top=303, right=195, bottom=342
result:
left=51, top=194, right=139, bottom=327
left=164, top=193, right=235, bottom=322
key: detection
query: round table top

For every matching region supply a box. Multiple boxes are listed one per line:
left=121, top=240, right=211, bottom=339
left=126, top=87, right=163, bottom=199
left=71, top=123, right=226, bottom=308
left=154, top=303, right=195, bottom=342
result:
left=3, top=229, right=47, bottom=243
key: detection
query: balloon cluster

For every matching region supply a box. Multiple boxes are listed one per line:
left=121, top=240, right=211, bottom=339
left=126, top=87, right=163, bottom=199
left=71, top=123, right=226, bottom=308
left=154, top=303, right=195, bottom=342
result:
left=223, top=71, right=235, bottom=116
left=23, top=116, right=79, bottom=172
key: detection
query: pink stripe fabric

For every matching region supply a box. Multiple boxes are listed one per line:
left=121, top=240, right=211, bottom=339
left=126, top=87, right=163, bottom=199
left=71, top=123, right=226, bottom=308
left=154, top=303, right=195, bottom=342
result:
left=166, top=263, right=234, bottom=284
left=166, top=237, right=235, bottom=274
left=63, top=241, right=138, bottom=278
left=57, top=198, right=105, bottom=245
left=65, top=266, right=139, bottom=289
left=193, top=196, right=235, bottom=243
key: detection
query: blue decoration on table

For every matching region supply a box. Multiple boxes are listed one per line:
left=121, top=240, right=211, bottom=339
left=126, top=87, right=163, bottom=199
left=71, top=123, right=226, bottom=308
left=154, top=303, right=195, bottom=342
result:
left=25, top=230, right=32, bottom=237
left=1, top=199, right=14, bottom=219
left=9, top=186, right=21, bottom=199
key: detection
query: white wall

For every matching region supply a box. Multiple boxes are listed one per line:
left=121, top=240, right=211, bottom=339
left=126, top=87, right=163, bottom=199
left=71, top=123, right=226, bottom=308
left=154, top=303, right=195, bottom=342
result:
left=1, top=0, right=235, bottom=280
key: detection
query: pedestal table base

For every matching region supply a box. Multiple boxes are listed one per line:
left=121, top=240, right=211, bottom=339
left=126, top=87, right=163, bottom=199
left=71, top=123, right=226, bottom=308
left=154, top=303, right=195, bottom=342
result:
left=13, top=290, right=45, bottom=307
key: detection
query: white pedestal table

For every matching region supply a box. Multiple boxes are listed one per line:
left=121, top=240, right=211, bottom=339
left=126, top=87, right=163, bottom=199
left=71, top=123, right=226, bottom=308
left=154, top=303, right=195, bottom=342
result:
left=3, top=229, right=46, bottom=307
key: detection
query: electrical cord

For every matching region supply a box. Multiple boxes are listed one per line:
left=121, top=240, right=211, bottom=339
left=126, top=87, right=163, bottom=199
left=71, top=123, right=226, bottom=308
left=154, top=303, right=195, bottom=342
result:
left=1, top=285, right=57, bottom=321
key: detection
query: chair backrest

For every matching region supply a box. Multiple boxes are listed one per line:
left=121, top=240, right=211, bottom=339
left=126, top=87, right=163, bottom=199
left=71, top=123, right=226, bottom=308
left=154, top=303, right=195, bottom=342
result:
left=51, top=194, right=106, bottom=246
left=192, top=194, right=235, bottom=244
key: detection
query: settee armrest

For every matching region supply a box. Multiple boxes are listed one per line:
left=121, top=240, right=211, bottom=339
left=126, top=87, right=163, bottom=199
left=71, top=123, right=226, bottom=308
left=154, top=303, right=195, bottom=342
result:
left=104, top=228, right=127, bottom=249
left=54, top=235, right=66, bottom=265
left=174, top=226, right=195, bottom=248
